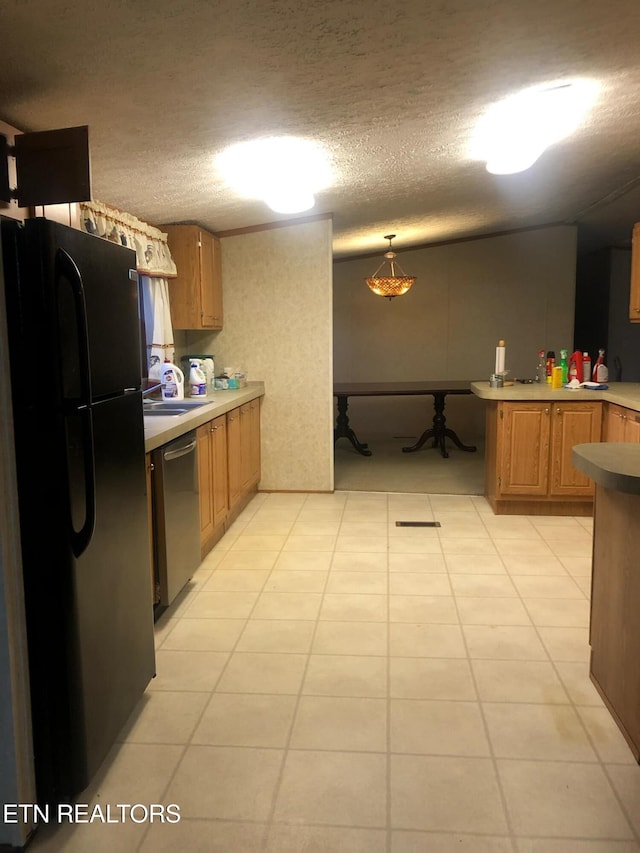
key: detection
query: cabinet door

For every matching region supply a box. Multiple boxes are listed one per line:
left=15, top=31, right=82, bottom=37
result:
left=549, top=403, right=602, bottom=496
left=624, top=409, right=640, bottom=443
left=239, top=403, right=253, bottom=491
left=197, top=423, right=215, bottom=544
left=164, top=224, right=223, bottom=330
left=199, top=230, right=223, bottom=329
left=227, top=407, right=243, bottom=511
left=164, top=224, right=201, bottom=329
left=249, top=398, right=261, bottom=486
left=630, top=222, right=640, bottom=322
left=605, top=403, right=628, bottom=442
left=210, top=415, right=229, bottom=528
left=498, top=403, right=550, bottom=495
left=145, top=453, right=158, bottom=605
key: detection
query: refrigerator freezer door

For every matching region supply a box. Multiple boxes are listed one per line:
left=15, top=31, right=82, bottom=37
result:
left=31, top=218, right=143, bottom=400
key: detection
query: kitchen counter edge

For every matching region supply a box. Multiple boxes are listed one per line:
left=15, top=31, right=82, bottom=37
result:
left=572, top=443, right=640, bottom=495
left=144, top=382, right=265, bottom=453
left=470, top=381, right=640, bottom=412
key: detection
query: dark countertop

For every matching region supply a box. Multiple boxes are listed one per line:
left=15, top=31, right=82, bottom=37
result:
left=144, top=381, right=265, bottom=453
left=572, top=443, right=640, bottom=495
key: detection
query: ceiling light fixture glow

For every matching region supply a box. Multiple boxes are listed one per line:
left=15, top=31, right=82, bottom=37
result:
left=471, top=79, right=599, bottom=174
left=216, top=136, right=332, bottom=214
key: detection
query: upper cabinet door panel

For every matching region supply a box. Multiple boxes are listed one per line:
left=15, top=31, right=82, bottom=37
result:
left=199, top=230, right=223, bottom=329
left=163, top=224, right=223, bottom=330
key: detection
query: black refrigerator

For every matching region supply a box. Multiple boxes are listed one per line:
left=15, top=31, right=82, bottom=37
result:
left=1, top=217, right=155, bottom=806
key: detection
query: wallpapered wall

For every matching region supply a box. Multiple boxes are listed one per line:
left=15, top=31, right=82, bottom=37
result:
left=180, top=217, right=334, bottom=492
left=332, top=225, right=578, bottom=442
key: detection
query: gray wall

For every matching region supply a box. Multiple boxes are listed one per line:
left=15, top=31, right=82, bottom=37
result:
left=333, top=225, right=577, bottom=441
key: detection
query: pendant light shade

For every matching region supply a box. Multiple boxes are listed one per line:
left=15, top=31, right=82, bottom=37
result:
left=365, top=234, right=415, bottom=299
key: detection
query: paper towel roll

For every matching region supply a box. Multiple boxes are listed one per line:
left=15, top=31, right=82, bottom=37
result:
left=495, top=340, right=505, bottom=375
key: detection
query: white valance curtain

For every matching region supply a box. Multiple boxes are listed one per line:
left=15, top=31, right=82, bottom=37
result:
left=79, top=201, right=176, bottom=377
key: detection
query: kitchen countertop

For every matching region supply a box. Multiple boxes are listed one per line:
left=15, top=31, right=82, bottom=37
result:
left=471, top=381, right=640, bottom=412
left=572, top=443, right=640, bottom=495
left=144, top=382, right=265, bottom=453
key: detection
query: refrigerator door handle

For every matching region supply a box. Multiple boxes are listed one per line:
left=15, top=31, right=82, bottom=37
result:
left=55, top=247, right=93, bottom=406
left=71, top=406, right=97, bottom=557
left=55, top=247, right=97, bottom=556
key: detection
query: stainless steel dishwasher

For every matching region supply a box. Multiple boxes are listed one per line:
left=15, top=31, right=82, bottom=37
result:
left=153, top=430, right=201, bottom=607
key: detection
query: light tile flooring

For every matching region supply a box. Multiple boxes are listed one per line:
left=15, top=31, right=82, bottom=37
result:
left=30, top=491, right=640, bottom=852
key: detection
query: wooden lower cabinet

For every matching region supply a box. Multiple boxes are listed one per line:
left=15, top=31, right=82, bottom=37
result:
left=145, top=452, right=159, bottom=605
left=227, top=399, right=262, bottom=512
left=197, top=415, right=229, bottom=557
left=589, top=486, right=640, bottom=760
left=227, top=407, right=243, bottom=512
left=605, top=402, right=640, bottom=442
left=196, top=398, right=262, bottom=556
left=486, top=400, right=602, bottom=514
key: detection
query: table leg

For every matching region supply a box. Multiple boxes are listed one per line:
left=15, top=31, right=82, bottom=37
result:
left=402, top=392, right=477, bottom=459
left=334, top=395, right=372, bottom=457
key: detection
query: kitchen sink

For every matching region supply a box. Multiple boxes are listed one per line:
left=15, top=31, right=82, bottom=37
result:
left=143, top=399, right=212, bottom=416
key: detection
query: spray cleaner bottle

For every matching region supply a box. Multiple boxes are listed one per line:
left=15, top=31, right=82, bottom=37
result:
left=592, top=349, right=608, bottom=382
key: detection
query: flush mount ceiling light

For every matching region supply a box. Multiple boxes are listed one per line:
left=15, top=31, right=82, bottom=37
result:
left=366, top=235, right=416, bottom=300
left=216, top=136, right=332, bottom=214
left=470, top=79, right=599, bottom=174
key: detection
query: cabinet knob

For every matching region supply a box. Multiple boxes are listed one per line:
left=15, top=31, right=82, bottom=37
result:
left=544, top=408, right=549, bottom=415
left=635, top=307, right=640, bottom=313
left=556, top=408, right=561, bottom=415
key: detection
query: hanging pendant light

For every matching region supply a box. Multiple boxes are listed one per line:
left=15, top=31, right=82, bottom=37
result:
left=365, top=234, right=415, bottom=300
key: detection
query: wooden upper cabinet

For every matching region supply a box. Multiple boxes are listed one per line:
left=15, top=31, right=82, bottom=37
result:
left=499, top=402, right=550, bottom=496
left=630, top=222, right=640, bottom=322
left=549, top=402, right=601, bottom=496
left=163, top=224, right=223, bottom=330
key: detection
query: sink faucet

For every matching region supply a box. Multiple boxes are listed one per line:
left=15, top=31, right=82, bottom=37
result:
left=142, top=382, right=163, bottom=398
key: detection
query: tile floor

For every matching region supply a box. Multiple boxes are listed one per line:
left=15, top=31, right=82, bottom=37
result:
left=30, top=491, right=640, bottom=852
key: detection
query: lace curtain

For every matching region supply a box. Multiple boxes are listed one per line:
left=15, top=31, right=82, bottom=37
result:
left=79, top=201, right=176, bottom=376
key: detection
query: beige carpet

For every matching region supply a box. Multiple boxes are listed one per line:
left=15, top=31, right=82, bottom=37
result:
left=334, top=436, right=485, bottom=494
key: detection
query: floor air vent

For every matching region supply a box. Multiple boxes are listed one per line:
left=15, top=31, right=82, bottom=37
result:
left=395, top=521, right=441, bottom=527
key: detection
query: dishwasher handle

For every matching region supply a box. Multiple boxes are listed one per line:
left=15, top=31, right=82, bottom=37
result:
left=163, top=438, right=197, bottom=461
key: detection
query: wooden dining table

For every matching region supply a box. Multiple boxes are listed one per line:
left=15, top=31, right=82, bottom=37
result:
left=333, top=380, right=477, bottom=459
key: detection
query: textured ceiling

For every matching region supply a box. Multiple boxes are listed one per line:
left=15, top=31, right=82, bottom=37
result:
left=1, top=0, right=640, bottom=257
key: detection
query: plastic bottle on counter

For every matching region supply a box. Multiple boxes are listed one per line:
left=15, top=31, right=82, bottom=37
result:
left=545, top=351, right=555, bottom=384
left=559, top=349, right=569, bottom=385
left=568, top=351, right=583, bottom=384
left=535, top=349, right=546, bottom=383
left=495, top=340, right=506, bottom=376
left=161, top=360, right=184, bottom=400
left=592, top=349, right=608, bottom=382
left=189, top=362, right=207, bottom=397
left=583, top=352, right=592, bottom=384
